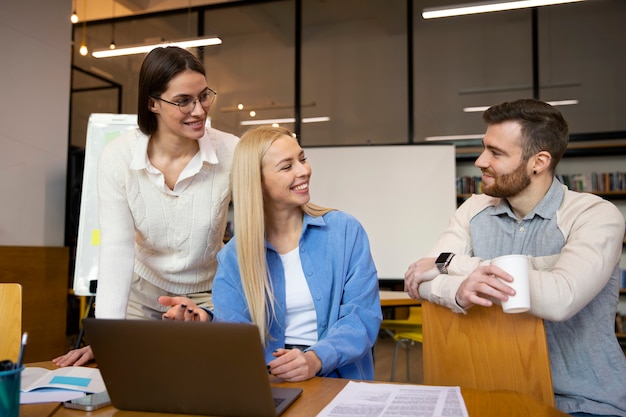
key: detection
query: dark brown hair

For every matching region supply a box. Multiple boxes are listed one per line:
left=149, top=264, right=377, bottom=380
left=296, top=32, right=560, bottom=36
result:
left=483, top=98, right=569, bottom=171
left=137, top=46, right=206, bottom=135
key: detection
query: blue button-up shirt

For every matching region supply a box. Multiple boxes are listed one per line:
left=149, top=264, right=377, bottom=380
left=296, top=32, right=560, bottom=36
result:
left=212, top=210, right=382, bottom=380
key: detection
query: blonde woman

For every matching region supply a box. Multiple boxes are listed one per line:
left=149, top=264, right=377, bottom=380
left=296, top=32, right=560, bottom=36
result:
left=160, top=125, right=381, bottom=382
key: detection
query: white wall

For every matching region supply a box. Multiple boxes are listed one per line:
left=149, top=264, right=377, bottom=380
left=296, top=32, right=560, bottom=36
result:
left=0, top=0, right=72, bottom=246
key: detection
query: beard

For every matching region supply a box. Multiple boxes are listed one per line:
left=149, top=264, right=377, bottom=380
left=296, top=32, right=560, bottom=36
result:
left=481, top=159, right=531, bottom=198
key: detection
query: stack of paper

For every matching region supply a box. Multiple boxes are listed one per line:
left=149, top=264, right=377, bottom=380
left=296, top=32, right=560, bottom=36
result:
left=316, top=381, right=469, bottom=417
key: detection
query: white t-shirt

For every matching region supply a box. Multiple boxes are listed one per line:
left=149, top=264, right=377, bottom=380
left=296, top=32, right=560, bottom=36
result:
left=280, top=247, right=318, bottom=346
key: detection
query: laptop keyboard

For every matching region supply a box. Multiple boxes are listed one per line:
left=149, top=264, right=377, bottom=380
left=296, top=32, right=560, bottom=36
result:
left=273, top=397, right=285, bottom=407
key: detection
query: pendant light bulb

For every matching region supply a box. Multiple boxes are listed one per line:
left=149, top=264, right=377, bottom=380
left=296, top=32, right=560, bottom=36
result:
left=71, top=11, right=79, bottom=23
left=77, top=0, right=88, bottom=56
left=79, top=20, right=88, bottom=56
left=109, top=41, right=116, bottom=50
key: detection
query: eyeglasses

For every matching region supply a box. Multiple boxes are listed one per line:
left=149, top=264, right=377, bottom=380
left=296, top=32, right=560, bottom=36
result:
left=151, top=88, right=217, bottom=114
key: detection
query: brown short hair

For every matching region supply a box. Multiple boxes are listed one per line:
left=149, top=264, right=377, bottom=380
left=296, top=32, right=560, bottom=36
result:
left=483, top=98, right=569, bottom=171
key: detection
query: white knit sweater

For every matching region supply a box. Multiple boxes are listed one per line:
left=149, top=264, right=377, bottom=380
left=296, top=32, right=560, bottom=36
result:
left=94, top=127, right=238, bottom=318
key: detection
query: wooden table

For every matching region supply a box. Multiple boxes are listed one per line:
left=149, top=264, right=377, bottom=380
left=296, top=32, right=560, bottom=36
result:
left=379, top=290, right=421, bottom=308
left=21, top=363, right=567, bottom=417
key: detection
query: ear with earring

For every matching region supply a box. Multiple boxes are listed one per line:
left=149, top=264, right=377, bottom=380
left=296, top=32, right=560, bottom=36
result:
left=533, top=170, right=537, bottom=175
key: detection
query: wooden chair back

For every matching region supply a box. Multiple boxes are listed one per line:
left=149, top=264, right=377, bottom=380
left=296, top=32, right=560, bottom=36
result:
left=0, top=283, right=22, bottom=362
left=422, top=301, right=554, bottom=407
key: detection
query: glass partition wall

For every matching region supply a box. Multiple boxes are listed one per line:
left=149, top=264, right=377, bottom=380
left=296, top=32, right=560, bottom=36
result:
left=300, top=0, right=408, bottom=146
left=413, top=7, right=534, bottom=142
left=70, top=0, right=626, bottom=149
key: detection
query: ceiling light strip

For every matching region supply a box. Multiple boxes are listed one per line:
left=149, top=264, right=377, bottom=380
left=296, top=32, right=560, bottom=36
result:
left=422, top=0, right=585, bottom=19
left=425, top=134, right=484, bottom=141
left=92, top=36, right=222, bottom=58
left=240, top=117, right=330, bottom=126
left=463, top=99, right=578, bottom=113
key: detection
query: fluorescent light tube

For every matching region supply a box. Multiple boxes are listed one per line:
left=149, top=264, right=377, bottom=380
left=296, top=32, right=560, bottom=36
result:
left=92, top=36, right=222, bottom=58
left=425, top=134, right=484, bottom=141
left=240, top=117, right=330, bottom=126
left=423, top=0, right=585, bottom=19
left=463, top=99, right=578, bottom=112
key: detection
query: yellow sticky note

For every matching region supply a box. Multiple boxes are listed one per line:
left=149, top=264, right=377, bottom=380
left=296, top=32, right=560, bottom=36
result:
left=91, top=229, right=101, bottom=246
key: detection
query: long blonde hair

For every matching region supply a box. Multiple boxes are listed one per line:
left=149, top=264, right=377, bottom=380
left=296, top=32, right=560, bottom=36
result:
left=232, top=125, right=333, bottom=344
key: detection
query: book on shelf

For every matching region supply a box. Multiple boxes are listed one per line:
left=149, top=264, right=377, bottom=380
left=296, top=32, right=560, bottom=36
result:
left=456, top=176, right=482, bottom=196
left=555, top=172, right=626, bottom=193
left=457, top=172, right=626, bottom=195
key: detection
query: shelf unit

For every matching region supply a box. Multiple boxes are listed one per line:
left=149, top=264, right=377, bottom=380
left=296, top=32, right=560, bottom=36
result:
left=457, top=191, right=626, bottom=202
left=455, top=134, right=626, bottom=239
left=453, top=131, right=626, bottom=162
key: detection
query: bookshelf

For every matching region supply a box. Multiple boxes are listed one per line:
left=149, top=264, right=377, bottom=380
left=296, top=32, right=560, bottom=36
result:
left=456, top=174, right=626, bottom=199
left=455, top=136, right=626, bottom=243
left=453, top=131, right=626, bottom=162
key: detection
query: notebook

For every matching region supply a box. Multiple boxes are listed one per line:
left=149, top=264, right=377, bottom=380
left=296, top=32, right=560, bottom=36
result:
left=82, top=318, right=302, bottom=416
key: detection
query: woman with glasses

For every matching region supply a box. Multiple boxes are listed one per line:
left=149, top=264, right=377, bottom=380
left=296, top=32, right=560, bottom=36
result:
left=53, top=46, right=238, bottom=367
left=159, top=125, right=381, bottom=382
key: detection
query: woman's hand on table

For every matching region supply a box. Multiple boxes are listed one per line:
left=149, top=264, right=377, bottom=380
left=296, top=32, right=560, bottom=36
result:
left=52, top=345, right=94, bottom=367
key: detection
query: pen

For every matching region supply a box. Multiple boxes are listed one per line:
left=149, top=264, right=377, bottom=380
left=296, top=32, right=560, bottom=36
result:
left=15, top=332, right=27, bottom=369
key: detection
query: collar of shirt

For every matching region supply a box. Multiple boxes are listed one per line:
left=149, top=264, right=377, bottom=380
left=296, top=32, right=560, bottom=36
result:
left=491, top=177, right=564, bottom=221
left=264, top=212, right=327, bottom=252
left=129, top=128, right=220, bottom=195
left=129, top=128, right=219, bottom=170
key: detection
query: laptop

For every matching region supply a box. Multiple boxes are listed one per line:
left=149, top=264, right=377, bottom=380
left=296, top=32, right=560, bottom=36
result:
left=82, top=318, right=302, bottom=416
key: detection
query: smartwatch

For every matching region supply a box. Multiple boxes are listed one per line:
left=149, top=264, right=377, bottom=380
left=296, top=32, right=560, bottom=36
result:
left=435, top=252, right=455, bottom=274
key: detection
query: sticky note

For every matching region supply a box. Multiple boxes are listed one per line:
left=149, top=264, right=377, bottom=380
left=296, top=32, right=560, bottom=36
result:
left=91, top=229, right=101, bottom=246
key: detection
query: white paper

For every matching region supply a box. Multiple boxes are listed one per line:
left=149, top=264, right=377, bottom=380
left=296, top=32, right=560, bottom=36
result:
left=20, top=388, right=86, bottom=404
left=316, top=381, right=469, bottom=417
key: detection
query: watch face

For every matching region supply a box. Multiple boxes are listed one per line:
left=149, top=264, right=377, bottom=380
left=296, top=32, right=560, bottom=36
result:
left=436, top=253, right=452, bottom=264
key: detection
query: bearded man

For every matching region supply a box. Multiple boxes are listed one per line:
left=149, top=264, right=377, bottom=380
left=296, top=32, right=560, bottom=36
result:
left=405, top=99, right=626, bottom=417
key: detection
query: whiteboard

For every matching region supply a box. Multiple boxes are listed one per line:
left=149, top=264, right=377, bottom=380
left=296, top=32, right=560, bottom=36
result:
left=73, top=114, right=138, bottom=296
left=304, top=145, right=456, bottom=280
